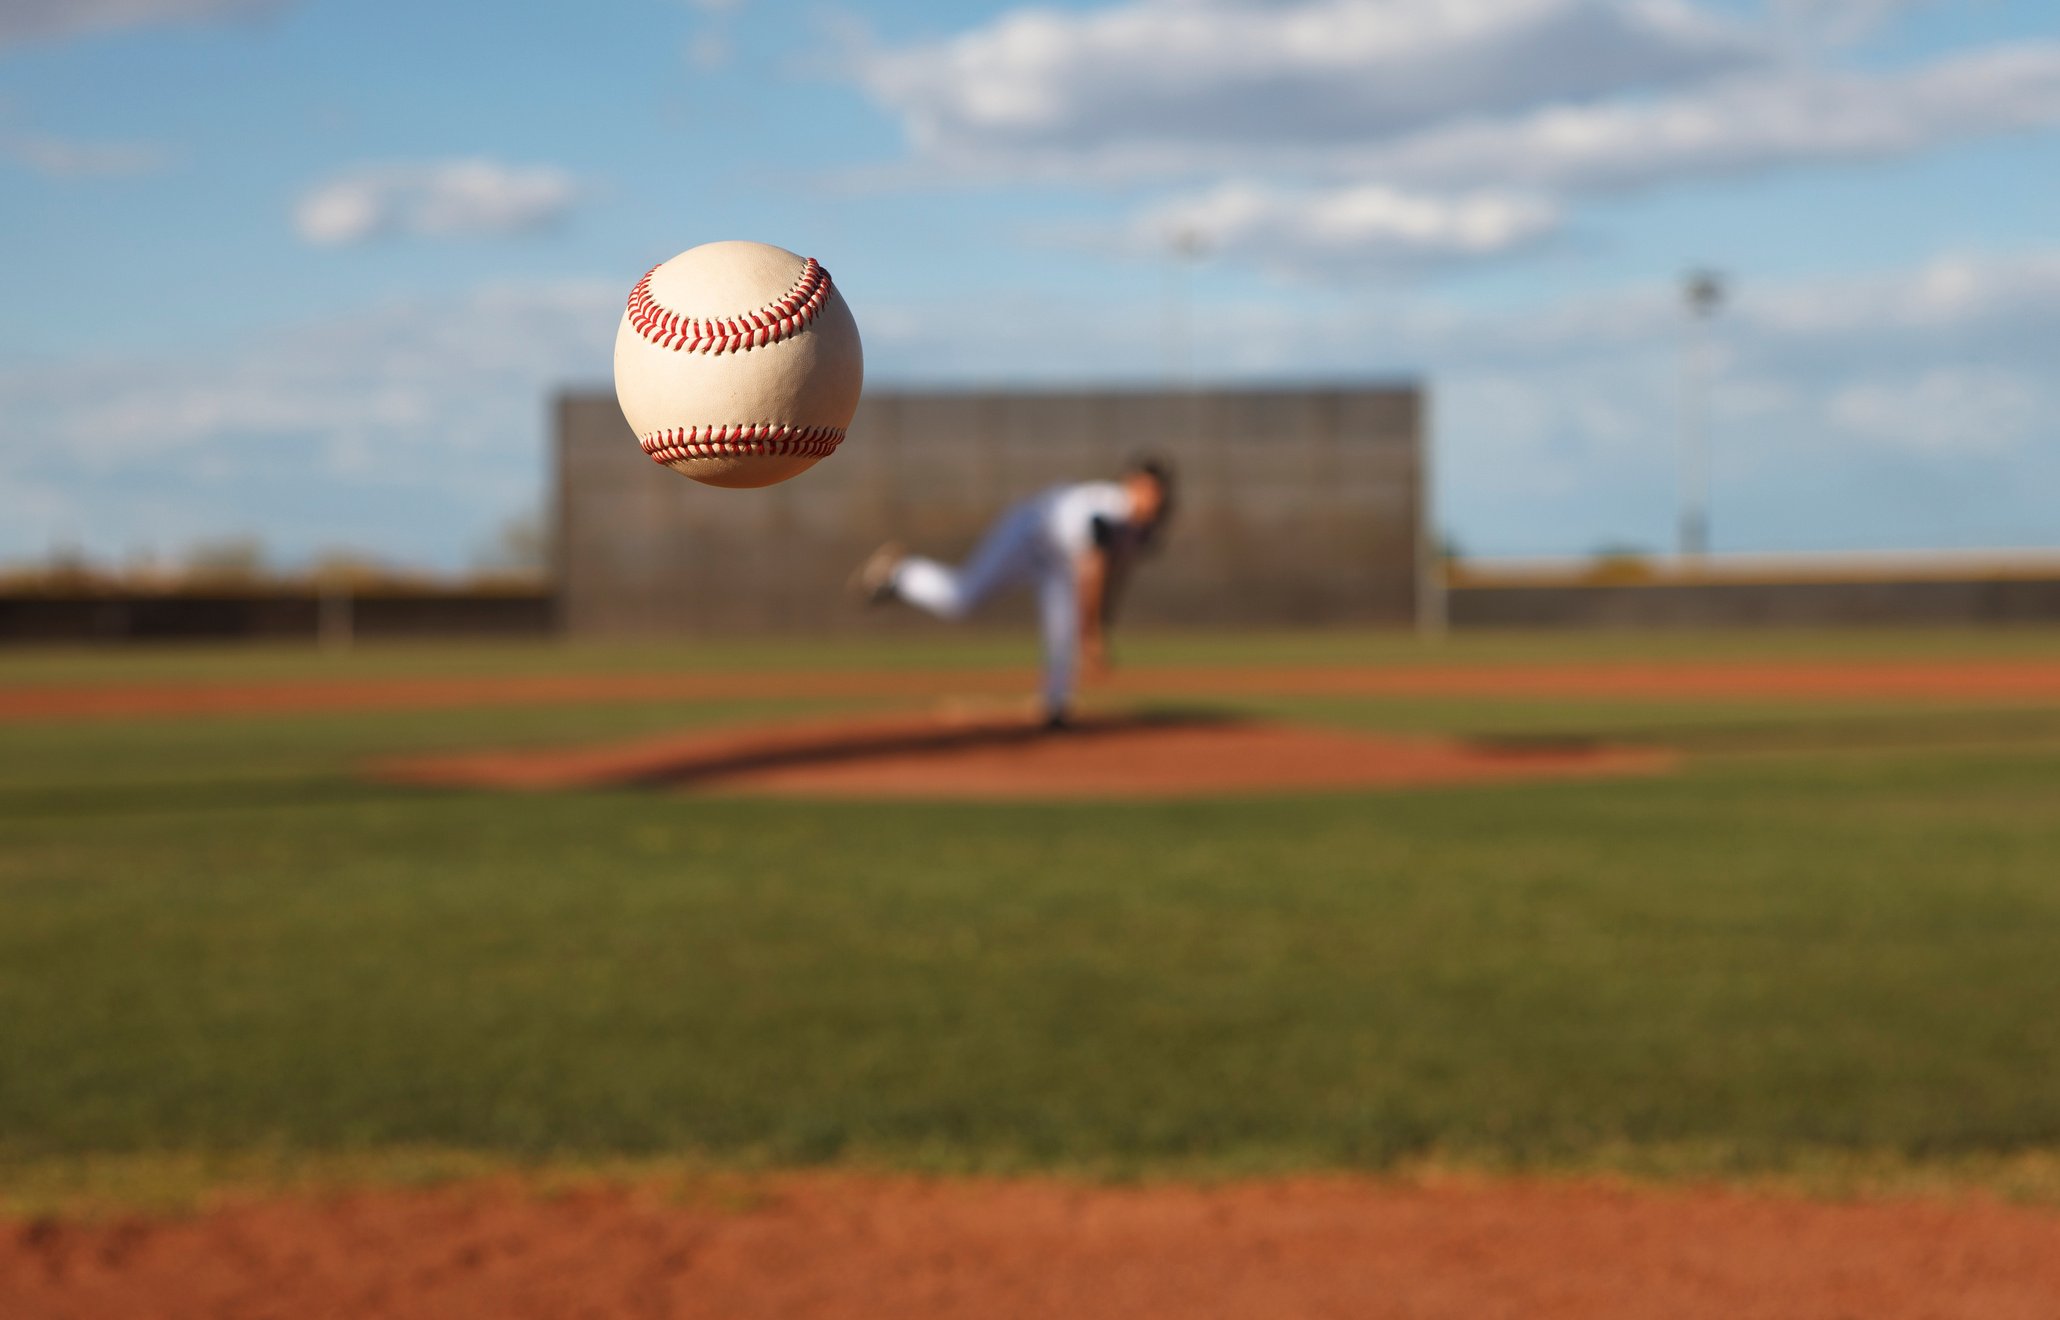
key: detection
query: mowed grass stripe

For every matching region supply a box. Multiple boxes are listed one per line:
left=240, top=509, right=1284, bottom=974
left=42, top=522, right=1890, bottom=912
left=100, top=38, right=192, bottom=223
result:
left=5, top=626, right=2060, bottom=687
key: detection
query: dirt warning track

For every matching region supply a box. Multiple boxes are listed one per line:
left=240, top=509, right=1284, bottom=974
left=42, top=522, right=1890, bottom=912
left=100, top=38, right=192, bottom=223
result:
left=10, top=658, right=2060, bottom=723
left=377, top=709, right=1668, bottom=800
left=7, top=1173, right=2058, bottom=1320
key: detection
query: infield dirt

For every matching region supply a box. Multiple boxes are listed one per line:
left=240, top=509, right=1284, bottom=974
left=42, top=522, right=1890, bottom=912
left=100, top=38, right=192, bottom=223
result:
left=375, top=709, right=1669, bottom=799
left=7, top=1173, right=2059, bottom=1320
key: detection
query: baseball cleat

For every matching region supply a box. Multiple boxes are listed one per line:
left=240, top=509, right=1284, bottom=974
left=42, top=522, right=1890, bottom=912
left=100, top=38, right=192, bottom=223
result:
left=850, top=542, right=905, bottom=604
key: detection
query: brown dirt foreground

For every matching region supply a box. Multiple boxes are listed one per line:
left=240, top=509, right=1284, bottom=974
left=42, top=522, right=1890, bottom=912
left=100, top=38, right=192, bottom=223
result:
left=7, top=1173, right=2060, bottom=1320
left=376, top=710, right=1668, bottom=799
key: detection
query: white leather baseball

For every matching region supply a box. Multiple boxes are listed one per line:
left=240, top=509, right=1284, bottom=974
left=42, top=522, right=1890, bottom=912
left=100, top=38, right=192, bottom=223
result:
left=613, top=240, right=864, bottom=489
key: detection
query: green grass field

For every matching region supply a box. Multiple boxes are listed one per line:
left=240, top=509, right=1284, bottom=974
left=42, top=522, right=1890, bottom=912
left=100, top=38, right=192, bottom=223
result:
left=5, top=629, right=2060, bottom=1209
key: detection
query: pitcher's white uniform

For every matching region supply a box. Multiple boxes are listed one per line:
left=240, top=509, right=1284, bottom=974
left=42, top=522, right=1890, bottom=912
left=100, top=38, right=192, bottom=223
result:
left=891, top=481, right=1133, bottom=714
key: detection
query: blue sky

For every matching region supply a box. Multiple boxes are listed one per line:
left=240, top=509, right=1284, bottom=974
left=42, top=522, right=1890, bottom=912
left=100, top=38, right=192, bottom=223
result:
left=3, top=0, right=2058, bottom=569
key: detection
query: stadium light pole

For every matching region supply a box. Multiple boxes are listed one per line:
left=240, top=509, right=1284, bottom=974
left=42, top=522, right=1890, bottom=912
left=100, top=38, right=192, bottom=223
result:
left=1679, top=268, right=1726, bottom=564
left=1166, top=224, right=1209, bottom=387
left=1166, top=226, right=1211, bottom=511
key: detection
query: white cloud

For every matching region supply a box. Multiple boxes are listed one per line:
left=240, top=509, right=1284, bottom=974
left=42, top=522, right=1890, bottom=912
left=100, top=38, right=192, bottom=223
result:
left=858, top=0, right=2044, bottom=193
left=857, top=249, right=2060, bottom=383
left=1772, top=0, right=1938, bottom=46
left=859, top=2, right=2060, bottom=275
left=6, top=279, right=618, bottom=465
left=0, top=280, right=619, bottom=566
left=1131, top=181, right=1560, bottom=269
left=293, top=159, right=581, bottom=246
left=1406, top=251, right=2060, bottom=380
left=0, top=0, right=281, bottom=50
left=860, top=0, right=1763, bottom=175
left=853, top=246, right=2060, bottom=552
left=1827, top=367, right=2040, bottom=455
left=1358, top=40, right=2060, bottom=193
left=1420, top=256, right=2060, bottom=551
left=1746, top=251, right=2060, bottom=343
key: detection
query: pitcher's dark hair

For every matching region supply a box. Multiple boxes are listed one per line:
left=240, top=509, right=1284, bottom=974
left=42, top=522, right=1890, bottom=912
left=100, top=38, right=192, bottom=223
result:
left=1128, top=456, right=1176, bottom=548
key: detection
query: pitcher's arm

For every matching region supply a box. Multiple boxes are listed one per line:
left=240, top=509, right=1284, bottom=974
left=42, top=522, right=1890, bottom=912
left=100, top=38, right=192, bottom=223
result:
left=1075, top=548, right=1110, bottom=677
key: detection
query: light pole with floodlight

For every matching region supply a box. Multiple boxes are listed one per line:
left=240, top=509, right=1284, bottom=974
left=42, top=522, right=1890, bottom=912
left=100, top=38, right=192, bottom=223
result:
left=1679, top=268, right=1725, bottom=563
left=1166, top=225, right=1208, bottom=387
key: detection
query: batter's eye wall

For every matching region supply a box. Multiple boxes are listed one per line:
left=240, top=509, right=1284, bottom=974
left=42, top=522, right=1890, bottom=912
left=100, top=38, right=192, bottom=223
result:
left=556, top=385, right=1426, bottom=635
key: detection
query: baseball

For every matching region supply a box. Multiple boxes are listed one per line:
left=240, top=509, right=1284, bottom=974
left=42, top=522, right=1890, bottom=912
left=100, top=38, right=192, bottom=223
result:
left=613, top=240, right=864, bottom=489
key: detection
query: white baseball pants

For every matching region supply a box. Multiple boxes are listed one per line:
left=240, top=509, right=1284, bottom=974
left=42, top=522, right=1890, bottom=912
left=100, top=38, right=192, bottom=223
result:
left=891, top=504, right=1080, bottom=716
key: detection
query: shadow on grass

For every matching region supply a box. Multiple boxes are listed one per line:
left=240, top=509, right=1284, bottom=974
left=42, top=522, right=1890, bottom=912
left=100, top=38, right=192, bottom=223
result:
left=621, top=707, right=1245, bottom=790
left=1540, top=708, right=2060, bottom=758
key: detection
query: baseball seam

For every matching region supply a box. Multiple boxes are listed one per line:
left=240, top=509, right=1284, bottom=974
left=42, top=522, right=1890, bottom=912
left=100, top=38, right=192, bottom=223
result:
left=639, top=423, right=845, bottom=465
left=625, top=257, right=834, bottom=355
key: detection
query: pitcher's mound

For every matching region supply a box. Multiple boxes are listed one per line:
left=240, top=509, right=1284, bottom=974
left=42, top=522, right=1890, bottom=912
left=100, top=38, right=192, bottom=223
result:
left=378, top=709, right=1668, bottom=801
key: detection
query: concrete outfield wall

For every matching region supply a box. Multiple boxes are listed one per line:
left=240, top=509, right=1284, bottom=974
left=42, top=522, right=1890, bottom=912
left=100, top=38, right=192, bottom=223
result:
left=559, top=385, right=1426, bottom=636
left=1450, top=577, right=2060, bottom=628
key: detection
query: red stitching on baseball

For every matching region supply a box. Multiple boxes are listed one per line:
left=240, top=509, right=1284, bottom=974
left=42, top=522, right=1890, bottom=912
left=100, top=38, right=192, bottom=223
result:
left=638, top=423, right=846, bottom=466
left=625, top=258, right=835, bottom=355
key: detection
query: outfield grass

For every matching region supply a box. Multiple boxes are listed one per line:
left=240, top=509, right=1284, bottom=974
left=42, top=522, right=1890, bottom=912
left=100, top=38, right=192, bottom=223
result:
left=6, top=622, right=2060, bottom=686
left=4, top=631, right=2060, bottom=1206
